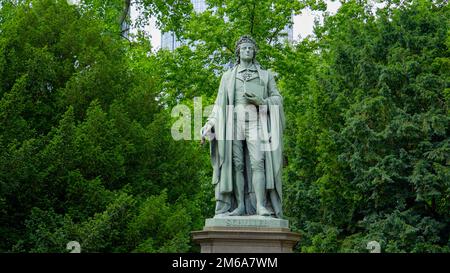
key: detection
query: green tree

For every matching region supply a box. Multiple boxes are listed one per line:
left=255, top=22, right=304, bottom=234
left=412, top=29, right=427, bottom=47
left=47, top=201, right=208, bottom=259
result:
left=0, top=0, right=211, bottom=252
left=283, top=0, right=449, bottom=252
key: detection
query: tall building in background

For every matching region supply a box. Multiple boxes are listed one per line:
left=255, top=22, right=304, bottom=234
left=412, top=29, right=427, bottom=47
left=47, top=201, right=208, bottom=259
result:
left=281, top=23, right=294, bottom=42
left=121, top=7, right=131, bottom=39
left=161, top=0, right=293, bottom=50
left=161, top=0, right=207, bottom=50
left=160, top=32, right=183, bottom=51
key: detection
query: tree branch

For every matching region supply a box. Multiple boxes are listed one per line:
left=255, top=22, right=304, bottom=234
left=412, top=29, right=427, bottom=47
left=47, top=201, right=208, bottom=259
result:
left=249, top=0, right=256, bottom=35
left=267, top=16, right=290, bottom=45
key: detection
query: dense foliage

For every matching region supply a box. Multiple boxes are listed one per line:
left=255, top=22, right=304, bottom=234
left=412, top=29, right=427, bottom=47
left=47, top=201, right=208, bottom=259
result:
left=283, top=0, right=450, bottom=252
left=0, top=0, right=210, bottom=252
left=0, top=0, right=448, bottom=252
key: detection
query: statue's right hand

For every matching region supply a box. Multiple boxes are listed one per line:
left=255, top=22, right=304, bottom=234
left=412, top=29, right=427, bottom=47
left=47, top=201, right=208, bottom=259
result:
left=202, top=124, right=212, bottom=136
left=201, top=124, right=213, bottom=144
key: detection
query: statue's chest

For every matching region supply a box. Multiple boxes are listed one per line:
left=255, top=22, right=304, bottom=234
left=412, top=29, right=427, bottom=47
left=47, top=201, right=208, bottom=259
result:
left=234, top=77, right=264, bottom=99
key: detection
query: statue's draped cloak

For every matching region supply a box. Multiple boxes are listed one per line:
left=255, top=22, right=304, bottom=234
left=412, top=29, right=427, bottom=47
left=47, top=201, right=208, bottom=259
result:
left=208, top=65, right=285, bottom=217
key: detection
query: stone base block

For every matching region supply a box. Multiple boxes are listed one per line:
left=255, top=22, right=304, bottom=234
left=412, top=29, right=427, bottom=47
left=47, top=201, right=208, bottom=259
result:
left=192, top=216, right=300, bottom=253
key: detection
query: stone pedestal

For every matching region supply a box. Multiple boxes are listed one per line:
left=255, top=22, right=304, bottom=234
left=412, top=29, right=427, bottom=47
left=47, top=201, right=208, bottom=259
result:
left=192, top=216, right=300, bottom=253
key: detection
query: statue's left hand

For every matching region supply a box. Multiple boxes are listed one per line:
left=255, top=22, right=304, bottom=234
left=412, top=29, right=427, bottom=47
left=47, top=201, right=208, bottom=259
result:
left=244, top=92, right=264, bottom=106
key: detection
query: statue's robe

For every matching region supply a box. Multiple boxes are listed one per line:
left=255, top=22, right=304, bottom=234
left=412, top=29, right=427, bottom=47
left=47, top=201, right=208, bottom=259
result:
left=207, top=64, right=285, bottom=218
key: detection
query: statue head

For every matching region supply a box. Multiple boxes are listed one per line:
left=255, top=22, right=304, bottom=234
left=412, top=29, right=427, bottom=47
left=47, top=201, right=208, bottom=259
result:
left=235, top=35, right=258, bottom=64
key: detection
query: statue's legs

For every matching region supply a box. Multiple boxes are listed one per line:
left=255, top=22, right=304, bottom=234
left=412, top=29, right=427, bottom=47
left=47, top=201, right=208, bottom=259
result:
left=230, top=139, right=246, bottom=216
left=230, top=113, right=271, bottom=217
left=246, top=120, right=271, bottom=217
left=252, top=171, right=270, bottom=216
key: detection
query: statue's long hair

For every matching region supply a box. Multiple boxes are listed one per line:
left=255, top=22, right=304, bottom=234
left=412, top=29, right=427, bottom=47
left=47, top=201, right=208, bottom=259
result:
left=235, top=35, right=258, bottom=65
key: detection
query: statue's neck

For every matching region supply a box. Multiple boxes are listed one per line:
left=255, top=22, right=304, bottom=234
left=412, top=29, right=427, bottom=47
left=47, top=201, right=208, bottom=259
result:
left=239, top=60, right=253, bottom=69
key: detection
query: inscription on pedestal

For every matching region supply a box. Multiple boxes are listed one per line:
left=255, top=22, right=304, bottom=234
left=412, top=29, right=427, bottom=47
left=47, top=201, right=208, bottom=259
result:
left=224, top=218, right=272, bottom=227
left=205, top=216, right=289, bottom=229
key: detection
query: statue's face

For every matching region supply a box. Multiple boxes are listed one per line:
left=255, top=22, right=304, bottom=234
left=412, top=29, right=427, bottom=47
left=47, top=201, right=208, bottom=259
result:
left=239, top=42, right=255, bottom=62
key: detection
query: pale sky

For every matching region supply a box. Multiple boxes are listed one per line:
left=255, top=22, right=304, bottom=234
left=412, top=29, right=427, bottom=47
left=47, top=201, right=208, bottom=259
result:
left=293, top=1, right=341, bottom=40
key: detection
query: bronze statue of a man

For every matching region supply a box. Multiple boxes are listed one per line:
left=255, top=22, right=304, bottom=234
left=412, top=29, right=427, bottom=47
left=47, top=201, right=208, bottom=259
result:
left=202, top=35, right=285, bottom=218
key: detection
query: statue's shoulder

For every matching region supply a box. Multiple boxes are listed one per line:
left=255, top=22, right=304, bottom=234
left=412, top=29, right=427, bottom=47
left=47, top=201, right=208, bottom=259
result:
left=263, top=68, right=278, bottom=80
left=254, top=65, right=274, bottom=83
left=220, top=68, right=234, bottom=81
left=259, top=66, right=275, bottom=76
left=223, top=69, right=233, bottom=76
left=256, top=64, right=275, bottom=76
left=257, top=64, right=267, bottom=72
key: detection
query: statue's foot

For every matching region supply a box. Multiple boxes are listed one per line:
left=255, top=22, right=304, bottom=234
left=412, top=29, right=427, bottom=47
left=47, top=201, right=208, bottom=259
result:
left=257, top=206, right=271, bottom=217
left=229, top=206, right=245, bottom=216
left=214, top=212, right=230, bottom=218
